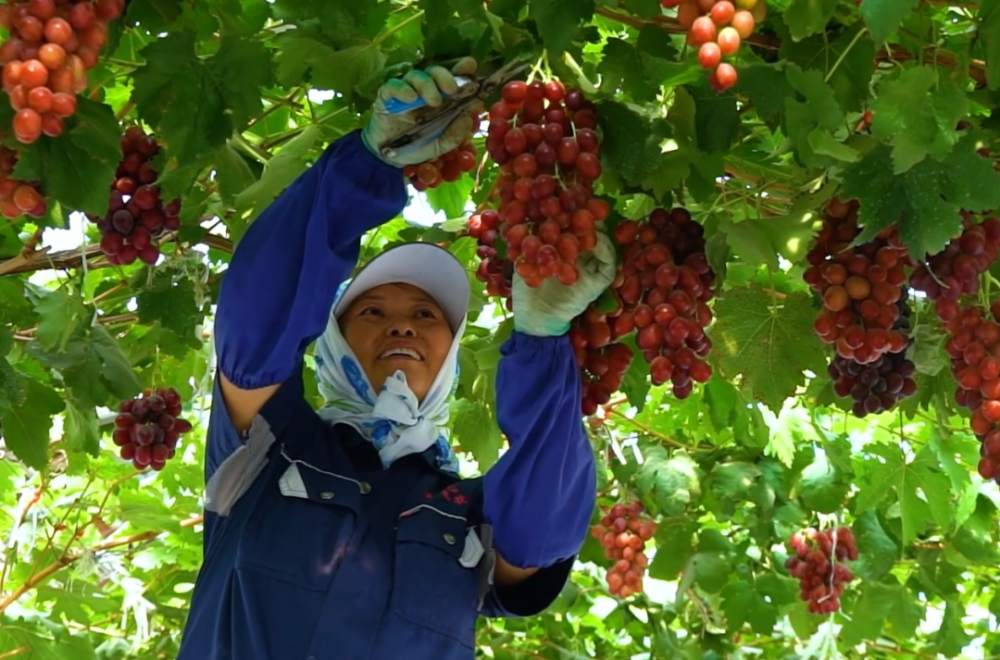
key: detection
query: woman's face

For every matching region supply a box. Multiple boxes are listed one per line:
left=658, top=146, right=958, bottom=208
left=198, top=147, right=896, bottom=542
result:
left=339, top=283, right=454, bottom=403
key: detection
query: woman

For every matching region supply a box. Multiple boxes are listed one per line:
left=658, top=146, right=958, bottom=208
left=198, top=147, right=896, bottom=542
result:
left=177, top=58, right=615, bottom=660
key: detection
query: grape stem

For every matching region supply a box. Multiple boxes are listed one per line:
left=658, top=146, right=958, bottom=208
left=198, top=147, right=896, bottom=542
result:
left=561, top=51, right=599, bottom=96
left=606, top=408, right=704, bottom=451
left=824, top=27, right=868, bottom=84
left=525, top=52, right=547, bottom=85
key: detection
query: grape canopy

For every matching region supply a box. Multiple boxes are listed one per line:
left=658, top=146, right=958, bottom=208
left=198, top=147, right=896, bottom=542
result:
left=2, top=0, right=1000, bottom=658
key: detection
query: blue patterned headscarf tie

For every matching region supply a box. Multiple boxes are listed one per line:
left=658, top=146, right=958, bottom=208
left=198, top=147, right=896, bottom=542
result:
left=313, top=280, right=462, bottom=475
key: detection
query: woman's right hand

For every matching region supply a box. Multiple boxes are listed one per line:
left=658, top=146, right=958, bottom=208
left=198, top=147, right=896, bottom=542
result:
left=361, top=58, right=478, bottom=167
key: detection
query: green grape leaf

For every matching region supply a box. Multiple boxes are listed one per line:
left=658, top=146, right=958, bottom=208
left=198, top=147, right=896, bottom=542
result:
left=856, top=444, right=953, bottom=545
left=597, top=100, right=665, bottom=183
left=30, top=287, right=89, bottom=353
left=735, top=64, right=792, bottom=126
left=131, top=32, right=272, bottom=163
left=783, top=0, right=838, bottom=40
left=859, top=0, right=922, bottom=43
left=63, top=401, right=102, bottom=456
left=979, top=0, right=1000, bottom=90
left=778, top=24, right=875, bottom=113
left=528, top=0, right=595, bottom=55
left=233, top=125, right=323, bottom=227
left=450, top=397, right=503, bottom=470
left=797, top=453, right=850, bottom=513
left=135, top=271, right=204, bottom=346
left=633, top=446, right=701, bottom=517
left=870, top=67, right=969, bottom=173
left=0, top=375, right=64, bottom=470
left=851, top=510, right=899, bottom=581
left=710, top=285, right=827, bottom=412
left=841, top=137, right=1000, bottom=258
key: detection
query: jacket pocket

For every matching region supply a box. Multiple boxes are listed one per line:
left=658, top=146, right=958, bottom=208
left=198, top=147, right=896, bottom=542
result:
left=236, top=458, right=363, bottom=592
left=390, top=506, right=481, bottom=647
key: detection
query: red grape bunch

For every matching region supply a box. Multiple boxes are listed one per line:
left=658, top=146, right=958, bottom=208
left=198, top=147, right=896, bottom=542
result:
left=804, top=198, right=913, bottom=364
left=610, top=207, right=716, bottom=400
left=908, top=212, right=1000, bottom=323
left=485, top=77, right=608, bottom=288
left=404, top=124, right=479, bottom=191
left=827, top=295, right=917, bottom=416
left=111, top=387, right=193, bottom=472
left=569, top=305, right=635, bottom=415
left=88, top=126, right=181, bottom=266
left=659, top=0, right=766, bottom=92
left=589, top=500, right=656, bottom=598
left=468, top=208, right=515, bottom=309
left=0, top=0, right=125, bottom=143
left=784, top=526, right=857, bottom=615
left=0, top=142, right=45, bottom=219
left=942, top=304, right=1000, bottom=484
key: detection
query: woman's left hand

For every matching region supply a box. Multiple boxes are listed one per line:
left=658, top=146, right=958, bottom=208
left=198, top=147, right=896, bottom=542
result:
left=511, top=231, right=617, bottom=337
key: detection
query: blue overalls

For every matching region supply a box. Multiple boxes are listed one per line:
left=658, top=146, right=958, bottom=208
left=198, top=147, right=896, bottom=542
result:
left=177, top=131, right=597, bottom=659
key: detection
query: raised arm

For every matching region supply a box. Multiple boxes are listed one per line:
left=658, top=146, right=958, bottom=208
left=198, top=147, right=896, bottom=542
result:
left=481, top=232, right=616, bottom=597
left=484, top=331, right=598, bottom=574
left=214, top=131, right=407, bottom=431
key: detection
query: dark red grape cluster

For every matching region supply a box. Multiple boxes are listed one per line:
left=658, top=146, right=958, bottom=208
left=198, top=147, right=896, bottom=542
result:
left=111, top=387, right=193, bottom=471
left=610, top=207, right=715, bottom=399
left=468, top=208, right=514, bottom=311
left=0, top=0, right=123, bottom=143
left=569, top=307, right=635, bottom=415
left=404, top=131, right=478, bottom=191
left=909, top=213, right=1000, bottom=323
left=828, top=350, right=917, bottom=417
left=589, top=500, right=656, bottom=599
left=804, top=198, right=913, bottom=363
left=942, top=304, right=1000, bottom=483
left=0, top=143, right=45, bottom=219
left=785, top=527, right=857, bottom=615
left=661, top=0, right=765, bottom=92
left=486, top=78, right=608, bottom=288
left=88, top=126, right=181, bottom=266
left=827, top=295, right=917, bottom=416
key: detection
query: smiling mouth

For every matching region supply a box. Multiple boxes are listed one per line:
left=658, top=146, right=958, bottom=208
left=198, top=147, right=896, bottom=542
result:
left=378, top=347, right=424, bottom=361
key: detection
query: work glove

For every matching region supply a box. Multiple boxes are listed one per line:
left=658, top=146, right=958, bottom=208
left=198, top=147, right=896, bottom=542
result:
left=512, top=231, right=618, bottom=337
left=362, top=58, right=478, bottom=168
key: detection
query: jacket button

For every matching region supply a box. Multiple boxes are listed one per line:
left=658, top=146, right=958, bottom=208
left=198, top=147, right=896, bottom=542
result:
left=443, top=533, right=456, bottom=545
left=320, top=492, right=334, bottom=500
left=359, top=482, right=372, bottom=494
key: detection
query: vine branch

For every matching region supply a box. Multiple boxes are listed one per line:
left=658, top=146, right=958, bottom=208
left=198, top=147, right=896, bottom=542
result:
left=0, top=514, right=204, bottom=617
left=0, top=231, right=233, bottom=278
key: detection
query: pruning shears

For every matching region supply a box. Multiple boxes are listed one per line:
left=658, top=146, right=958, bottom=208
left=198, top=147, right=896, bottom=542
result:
left=378, top=58, right=531, bottom=161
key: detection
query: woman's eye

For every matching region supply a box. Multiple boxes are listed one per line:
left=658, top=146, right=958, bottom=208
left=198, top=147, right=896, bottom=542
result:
left=416, top=309, right=436, bottom=319
left=360, top=307, right=382, bottom=316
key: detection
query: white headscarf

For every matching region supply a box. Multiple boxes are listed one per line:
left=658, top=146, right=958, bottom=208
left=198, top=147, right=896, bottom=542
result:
left=313, top=279, right=462, bottom=474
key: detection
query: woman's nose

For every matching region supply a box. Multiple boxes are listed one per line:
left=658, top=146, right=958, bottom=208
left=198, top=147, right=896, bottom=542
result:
left=386, top=318, right=417, bottom=336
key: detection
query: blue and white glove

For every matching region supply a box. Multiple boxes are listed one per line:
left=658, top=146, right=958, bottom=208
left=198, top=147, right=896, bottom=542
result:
left=512, top=231, right=617, bottom=337
left=361, top=58, right=478, bottom=168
